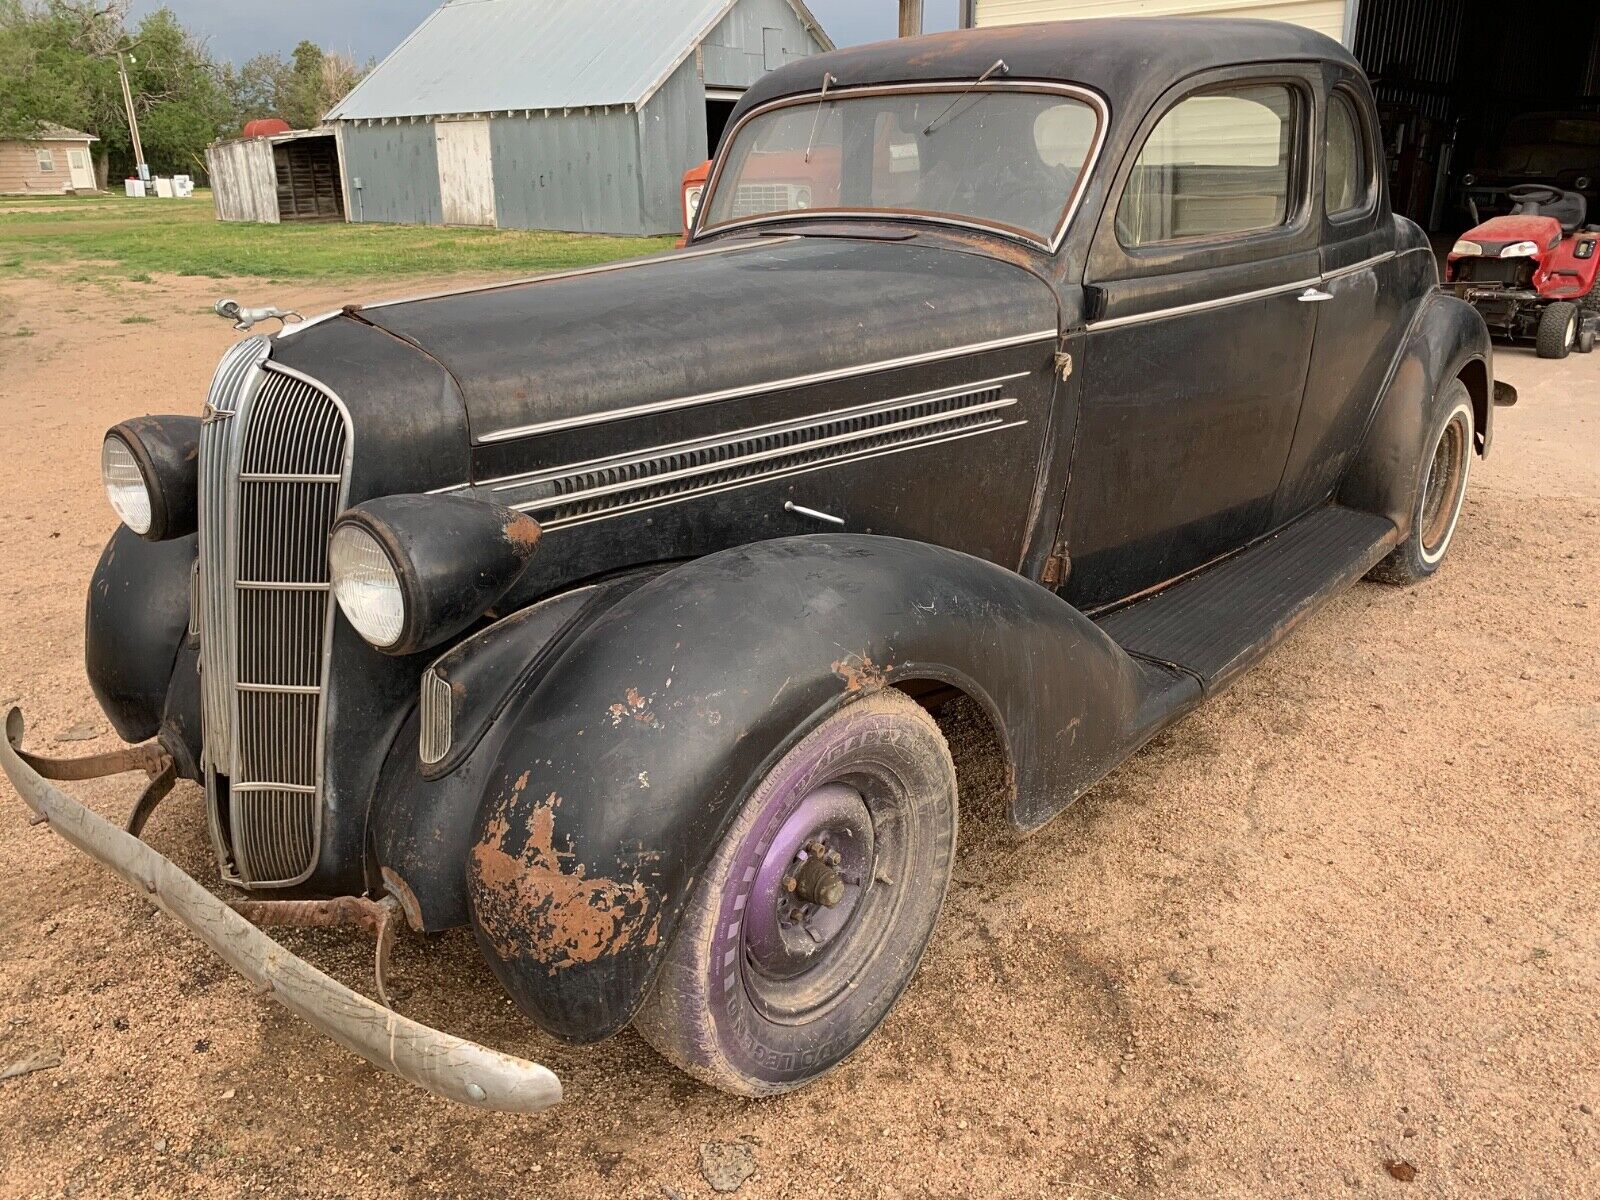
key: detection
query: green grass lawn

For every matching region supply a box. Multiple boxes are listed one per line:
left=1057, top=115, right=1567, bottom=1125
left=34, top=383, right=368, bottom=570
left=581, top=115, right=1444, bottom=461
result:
left=0, top=190, right=672, bottom=283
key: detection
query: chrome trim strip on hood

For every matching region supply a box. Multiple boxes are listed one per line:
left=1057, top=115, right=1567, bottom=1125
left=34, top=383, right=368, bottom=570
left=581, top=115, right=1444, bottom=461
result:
left=475, top=329, right=1057, bottom=444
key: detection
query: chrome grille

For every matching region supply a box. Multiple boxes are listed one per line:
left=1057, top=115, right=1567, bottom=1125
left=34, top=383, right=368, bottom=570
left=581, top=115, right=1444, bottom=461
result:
left=196, top=347, right=350, bottom=888
left=490, top=378, right=1022, bottom=528
left=197, top=335, right=269, bottom=769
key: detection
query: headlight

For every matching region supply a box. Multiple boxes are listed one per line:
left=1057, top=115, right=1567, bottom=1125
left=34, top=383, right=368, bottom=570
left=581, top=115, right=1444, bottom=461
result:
left=684, top=185, right=704, bottom=227
left=794, top=185, right=813, bottom=209
left=1499, top=241, right=1540, bottom=258
left=330, top=495, right=540, bottom=655
left=1451, top=240, right=1483, bottom=257
left=101, top=416, right=201, bottom=541
left=102, top=435, right=153, bottom=535
left=329, top=524, right=406, bottom=649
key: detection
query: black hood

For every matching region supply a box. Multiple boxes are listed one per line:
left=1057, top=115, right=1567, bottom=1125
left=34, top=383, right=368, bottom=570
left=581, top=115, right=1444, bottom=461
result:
left=342, top=235, right=1058, bottom=449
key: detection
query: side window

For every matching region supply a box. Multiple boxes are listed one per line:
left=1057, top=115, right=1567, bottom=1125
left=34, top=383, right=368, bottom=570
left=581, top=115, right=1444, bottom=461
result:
left=36, top=148, right=55, bottom=173
left=1116, top=83, right=1297, bottom=247
left=1325, top=90, right=1371, bottom=217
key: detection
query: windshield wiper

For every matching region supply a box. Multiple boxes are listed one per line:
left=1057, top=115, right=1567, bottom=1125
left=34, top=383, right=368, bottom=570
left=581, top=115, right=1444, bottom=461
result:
left=922, top=59, right=1009, bottom=136
left=804, top=72, right=839, bottom=163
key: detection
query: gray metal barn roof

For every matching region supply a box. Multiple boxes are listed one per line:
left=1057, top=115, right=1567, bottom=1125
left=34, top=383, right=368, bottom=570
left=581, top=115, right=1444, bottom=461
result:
left=327, top=0, right=833, bottom=121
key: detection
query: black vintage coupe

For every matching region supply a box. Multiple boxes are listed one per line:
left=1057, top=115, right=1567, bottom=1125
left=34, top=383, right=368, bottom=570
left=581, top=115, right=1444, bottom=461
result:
left=4, top=20, right=1510, bottom=1111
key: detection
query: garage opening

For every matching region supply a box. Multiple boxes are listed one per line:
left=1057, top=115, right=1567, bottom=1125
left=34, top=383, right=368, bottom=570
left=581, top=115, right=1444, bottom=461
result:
left=272, top=135, right=345, bottom=222
left=1350, top=0, right=1600, bottom=234
left=706, top=90, right=743, bottom=156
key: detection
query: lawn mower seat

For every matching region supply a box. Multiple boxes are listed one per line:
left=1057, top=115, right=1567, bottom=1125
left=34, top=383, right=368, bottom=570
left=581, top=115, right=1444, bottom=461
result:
left=1508, top=185, right=1587, bottom=234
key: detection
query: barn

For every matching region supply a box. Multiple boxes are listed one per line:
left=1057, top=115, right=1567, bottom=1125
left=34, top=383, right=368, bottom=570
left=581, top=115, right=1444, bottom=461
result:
left=324, top=0, right=833, bottom=236
left=959, top=0, right=1600, bottom=234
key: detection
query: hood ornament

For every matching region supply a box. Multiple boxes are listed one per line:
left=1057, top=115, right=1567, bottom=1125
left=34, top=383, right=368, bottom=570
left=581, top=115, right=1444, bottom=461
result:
left=214, top=298, right=303, bottom=333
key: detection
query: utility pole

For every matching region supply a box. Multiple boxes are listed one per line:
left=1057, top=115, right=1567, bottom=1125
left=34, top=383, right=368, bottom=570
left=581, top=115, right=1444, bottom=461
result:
left=117, top=51, right=149, bottom=184
left=899, top=0, right=923, bottom=37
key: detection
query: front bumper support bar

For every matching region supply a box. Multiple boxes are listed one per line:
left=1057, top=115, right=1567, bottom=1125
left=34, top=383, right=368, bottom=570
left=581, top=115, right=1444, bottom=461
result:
left=2, top=708, right=562, bottom=1114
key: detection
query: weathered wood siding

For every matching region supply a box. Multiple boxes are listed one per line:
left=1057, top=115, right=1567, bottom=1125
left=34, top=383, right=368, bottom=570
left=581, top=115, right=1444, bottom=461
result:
left=0, top=138, right=95, bottom=195
left=206, top=138, right=279, bottom=223
left=435, top=120, right=498, bottom=226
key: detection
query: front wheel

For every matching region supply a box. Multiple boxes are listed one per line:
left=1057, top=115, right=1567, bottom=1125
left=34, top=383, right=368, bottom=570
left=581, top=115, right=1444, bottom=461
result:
left=1535, top=301, right=1578, bottom=359
left=1369, top=380, right=1474, bottom=586
left=635, top=689, right=957, bottom=1096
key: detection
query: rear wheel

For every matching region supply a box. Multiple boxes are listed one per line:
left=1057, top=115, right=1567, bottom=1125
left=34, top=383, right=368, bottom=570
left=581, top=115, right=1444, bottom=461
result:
left=635, top=689, right=957, bottom=1096
left=1535, top=301, right=1578, bottom=359
left=1370, top=380, right=1474, bottom=586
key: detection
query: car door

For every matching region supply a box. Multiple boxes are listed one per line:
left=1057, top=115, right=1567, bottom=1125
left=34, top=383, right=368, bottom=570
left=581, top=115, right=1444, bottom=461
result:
left=1272, top=68, right=1406, bottom=524
left=1061, top=66, right=1322, bottom=610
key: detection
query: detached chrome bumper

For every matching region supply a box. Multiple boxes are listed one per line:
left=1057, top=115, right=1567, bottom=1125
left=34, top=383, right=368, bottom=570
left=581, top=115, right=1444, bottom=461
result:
left=1, top=708, right=562, bottom=1114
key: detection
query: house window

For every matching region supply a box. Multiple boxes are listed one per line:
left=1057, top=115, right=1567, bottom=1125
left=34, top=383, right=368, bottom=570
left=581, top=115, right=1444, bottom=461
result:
left=36, top=148, right=55, bottom=173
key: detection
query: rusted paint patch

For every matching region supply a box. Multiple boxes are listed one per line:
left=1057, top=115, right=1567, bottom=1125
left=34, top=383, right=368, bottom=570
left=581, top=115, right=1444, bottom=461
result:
left=502, top=513, right=542, bottom=554
left=831, top=652, right=890, bottom=694
left=607, top=686, right=660, bottom=728
left=470, top=788, right=655, bottom=972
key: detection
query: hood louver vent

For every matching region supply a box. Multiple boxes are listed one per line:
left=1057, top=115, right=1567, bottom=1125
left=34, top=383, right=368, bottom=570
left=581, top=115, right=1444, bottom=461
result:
left=492, top=377, right=1025, bottom=529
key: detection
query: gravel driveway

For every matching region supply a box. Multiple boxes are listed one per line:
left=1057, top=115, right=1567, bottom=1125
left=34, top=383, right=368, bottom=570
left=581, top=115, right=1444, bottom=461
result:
left=1, top=269, right=1595, bottom=1199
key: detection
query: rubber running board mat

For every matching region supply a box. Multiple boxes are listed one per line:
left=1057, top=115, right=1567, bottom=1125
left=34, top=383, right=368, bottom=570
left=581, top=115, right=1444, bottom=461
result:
left=1094, top=506, right=1397, bottom=693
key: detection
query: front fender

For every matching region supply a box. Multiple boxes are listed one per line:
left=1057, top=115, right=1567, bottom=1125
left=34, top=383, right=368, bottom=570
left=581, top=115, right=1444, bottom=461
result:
left=1340, top=291, right=1494, bottom=537
left=86, top=526, right=196, bottom=744
left=465, top=535, right=1197, bottom=1042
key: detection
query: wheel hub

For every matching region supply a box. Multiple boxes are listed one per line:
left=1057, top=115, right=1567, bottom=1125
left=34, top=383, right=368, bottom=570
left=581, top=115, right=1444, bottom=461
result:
left=744, top=783, right=875, bottom=983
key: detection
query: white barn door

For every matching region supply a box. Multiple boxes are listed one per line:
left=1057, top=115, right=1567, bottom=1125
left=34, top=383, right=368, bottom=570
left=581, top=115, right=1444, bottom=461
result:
left=435, top=120, right=497, bottom=227
left=67, top=147, right=96, bottom=191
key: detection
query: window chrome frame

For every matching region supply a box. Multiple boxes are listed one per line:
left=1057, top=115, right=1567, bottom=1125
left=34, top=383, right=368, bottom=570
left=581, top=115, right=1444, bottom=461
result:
left=691, top=79, right=1111, bottom=255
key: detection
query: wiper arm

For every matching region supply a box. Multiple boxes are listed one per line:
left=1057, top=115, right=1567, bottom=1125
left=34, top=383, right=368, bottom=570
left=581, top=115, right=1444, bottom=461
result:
left=804, top=72, right=839, bottom=163
left=922, top=59, right=1009, bottom=136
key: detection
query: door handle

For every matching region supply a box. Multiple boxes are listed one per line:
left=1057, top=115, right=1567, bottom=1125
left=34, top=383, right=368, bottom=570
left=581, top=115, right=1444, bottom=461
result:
left=1298, top=287, right=1334, bottom=303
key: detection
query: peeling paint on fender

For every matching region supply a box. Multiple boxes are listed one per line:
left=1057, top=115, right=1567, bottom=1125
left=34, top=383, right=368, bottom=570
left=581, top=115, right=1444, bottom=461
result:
left=470, top=782, right=656, bottom=973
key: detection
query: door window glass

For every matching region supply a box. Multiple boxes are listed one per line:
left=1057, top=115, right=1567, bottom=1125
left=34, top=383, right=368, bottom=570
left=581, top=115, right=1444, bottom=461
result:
left=1116, top=84, right=1297, bottom=246
left=1325, top=90, right=1370, bottom=216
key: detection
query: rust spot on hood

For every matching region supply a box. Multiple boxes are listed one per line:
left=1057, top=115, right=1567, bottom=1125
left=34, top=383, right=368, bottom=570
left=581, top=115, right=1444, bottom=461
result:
left=832, top=652, right=889, bottom=694
left=502, top=513, right=542, bottom=555
left=469, top=786, right=655, bottom=972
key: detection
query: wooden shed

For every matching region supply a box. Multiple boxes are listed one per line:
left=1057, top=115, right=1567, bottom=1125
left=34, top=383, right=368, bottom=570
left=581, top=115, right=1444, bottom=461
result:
left=206, top=127, right=346, bottom=224
left=0, top=123, right=99, bottom=195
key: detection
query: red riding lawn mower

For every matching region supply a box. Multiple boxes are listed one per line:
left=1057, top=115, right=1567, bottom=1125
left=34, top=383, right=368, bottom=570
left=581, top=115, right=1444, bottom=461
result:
left=1446, top=184, right=1600, bottom=359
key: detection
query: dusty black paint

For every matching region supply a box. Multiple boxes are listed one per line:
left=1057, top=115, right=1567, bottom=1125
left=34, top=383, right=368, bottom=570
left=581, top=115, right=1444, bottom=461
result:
left=71, top=21, right=1511, bottom=1051
left=108, top=415, right=201, bottom=543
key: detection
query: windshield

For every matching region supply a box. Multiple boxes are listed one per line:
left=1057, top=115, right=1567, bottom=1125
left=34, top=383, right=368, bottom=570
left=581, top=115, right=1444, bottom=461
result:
left=701, top=87, right=1101, bottom=244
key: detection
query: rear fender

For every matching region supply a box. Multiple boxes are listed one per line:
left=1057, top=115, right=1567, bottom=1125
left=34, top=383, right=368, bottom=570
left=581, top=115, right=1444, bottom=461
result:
left=1340, top=291, right=1494, bottom=538
left=463, top=534, right=1199, bottom=1043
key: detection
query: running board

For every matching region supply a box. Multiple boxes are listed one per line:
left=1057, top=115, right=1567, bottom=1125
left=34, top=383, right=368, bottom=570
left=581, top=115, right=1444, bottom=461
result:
left=1094, top=507, right=1398, bottom=695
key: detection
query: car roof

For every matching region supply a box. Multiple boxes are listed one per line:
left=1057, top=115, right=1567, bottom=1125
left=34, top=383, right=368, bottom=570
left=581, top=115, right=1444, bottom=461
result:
left=738, top=18, right=1359, bottom=117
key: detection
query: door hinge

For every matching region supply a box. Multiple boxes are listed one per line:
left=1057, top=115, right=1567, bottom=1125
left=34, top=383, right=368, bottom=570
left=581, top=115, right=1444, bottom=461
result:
left=1041, top=551, right=1071, bottom=587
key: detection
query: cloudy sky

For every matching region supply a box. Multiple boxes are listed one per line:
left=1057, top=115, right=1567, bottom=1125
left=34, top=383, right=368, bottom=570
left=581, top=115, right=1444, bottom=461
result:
left=128, top=0, right=962, bottom=64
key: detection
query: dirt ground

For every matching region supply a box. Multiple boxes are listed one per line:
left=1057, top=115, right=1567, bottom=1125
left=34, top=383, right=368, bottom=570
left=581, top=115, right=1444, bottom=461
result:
left=0, top=268, right=1595, bottom=1200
